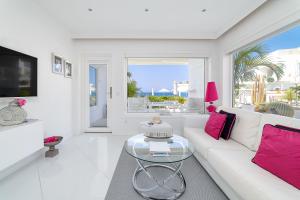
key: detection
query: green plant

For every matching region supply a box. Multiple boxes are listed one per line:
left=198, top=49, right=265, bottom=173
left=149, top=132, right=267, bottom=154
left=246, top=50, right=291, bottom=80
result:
left=127, top=72, right=140, bottom=97
left=147, top=96, right=186, bottom=104
left=290, top=85, right=300, bottom=101
left=284, top=88, right=296, bottom=104
left=148, top=96, right=164, bottom=102
left=266, top=102, right=294, bottom=117
left=233, top=45, right=284, bottom=100
left=177, top=97, right=186, bottom=104
left=266, top=77, right=275, bottom=83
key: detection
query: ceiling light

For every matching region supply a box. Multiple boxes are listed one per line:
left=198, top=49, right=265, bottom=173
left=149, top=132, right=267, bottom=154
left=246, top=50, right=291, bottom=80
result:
left=88, top=8, right=93, bottom=12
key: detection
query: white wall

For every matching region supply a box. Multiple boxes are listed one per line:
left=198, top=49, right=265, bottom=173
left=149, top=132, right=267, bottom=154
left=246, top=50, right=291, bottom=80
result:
left=74, top=39, right=218, bottom=135
left=218, top=0, right=300, bottom=106
left=188, top=59, right=205, bottom=98
left=4, top=0, right=298, bottom=137
left=0, top=0, right=74, bottom=139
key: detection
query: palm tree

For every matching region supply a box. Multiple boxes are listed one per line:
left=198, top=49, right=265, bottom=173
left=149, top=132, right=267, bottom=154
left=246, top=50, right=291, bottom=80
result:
left=284, top=88, right=296, bottom=104
left=233, top=45, right=284, bottom=98
left=127, top=72, right=140, bottom=97
left=127, top=72, right=132, bottom=79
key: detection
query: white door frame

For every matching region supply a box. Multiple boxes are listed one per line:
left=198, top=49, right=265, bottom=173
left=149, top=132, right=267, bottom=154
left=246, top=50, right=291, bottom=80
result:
left=83, top=56, right=112, bottom=133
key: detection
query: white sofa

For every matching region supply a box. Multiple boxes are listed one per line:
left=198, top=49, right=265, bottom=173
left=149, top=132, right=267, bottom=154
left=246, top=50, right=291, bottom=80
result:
left=183, top=106, right=300, bottom=200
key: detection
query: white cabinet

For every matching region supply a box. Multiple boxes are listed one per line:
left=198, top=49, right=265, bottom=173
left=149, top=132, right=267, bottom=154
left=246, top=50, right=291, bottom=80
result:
left=0, top=120, right=44, bottom=171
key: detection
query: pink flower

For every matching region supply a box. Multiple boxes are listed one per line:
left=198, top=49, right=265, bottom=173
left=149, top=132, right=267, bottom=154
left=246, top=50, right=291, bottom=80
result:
left=16, top=98, right=27, bottom=107
left=44, top=136, right=59, bottom=143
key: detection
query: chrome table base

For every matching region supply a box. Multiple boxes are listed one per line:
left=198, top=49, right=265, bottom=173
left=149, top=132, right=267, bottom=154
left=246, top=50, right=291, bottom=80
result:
left=132, top=159, right=186, bottom=200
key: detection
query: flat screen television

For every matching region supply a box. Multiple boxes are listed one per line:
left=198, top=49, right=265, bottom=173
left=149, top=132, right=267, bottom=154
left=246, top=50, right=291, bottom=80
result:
left=0, top=46, right=37, bottom=97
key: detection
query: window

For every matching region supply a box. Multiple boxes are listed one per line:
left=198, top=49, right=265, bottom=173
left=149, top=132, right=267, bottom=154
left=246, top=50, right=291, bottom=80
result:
left=89, top=66, right=97, bottom=107
left=127, top=58, right=206, bottom=113
left=232, top=25, right=300, bottom=118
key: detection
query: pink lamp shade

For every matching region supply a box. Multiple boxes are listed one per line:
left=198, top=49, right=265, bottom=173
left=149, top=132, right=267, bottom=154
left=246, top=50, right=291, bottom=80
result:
left=205, top=82, right=219, bottom=102
left=205, top=82, right=219, bottom=112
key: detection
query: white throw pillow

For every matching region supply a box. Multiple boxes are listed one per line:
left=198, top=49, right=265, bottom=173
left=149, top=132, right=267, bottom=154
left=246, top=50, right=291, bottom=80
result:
left=217, top=106, right=262, bottom=151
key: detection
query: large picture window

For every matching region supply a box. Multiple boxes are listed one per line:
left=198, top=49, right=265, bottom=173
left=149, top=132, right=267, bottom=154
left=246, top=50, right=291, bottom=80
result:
left=127, top=58, right=206, bottom=113
left=233, top=25, right=300, bottom=118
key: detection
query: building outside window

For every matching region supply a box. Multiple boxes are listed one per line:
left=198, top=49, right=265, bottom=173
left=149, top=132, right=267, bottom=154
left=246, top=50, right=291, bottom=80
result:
left=233, top=25, right=300, bottom=118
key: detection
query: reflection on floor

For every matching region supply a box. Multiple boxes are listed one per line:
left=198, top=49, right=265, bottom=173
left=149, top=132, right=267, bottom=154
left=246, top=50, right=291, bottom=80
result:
left=0, top=133, right=130, bottom=200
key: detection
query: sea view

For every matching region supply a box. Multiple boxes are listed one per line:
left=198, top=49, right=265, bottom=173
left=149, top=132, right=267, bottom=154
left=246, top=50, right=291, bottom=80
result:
left=138, top=91, right=188, bottom=98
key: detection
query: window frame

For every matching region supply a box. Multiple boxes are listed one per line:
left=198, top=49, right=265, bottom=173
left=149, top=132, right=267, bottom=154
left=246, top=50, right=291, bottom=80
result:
left=124, top=56, right=208, bottom=115
left=229, top=22, right=300, bottom=108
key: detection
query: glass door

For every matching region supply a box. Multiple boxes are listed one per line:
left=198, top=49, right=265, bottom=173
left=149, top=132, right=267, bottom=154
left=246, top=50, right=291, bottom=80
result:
left=86, top=62, right=111, bottom=132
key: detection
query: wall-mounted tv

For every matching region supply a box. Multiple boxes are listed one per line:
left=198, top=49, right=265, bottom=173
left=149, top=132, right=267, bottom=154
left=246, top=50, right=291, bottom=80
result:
left=0, top=46, right=37, bottom=97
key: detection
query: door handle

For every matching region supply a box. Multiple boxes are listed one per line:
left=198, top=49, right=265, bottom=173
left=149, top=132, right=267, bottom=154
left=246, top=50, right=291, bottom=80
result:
left=110, top=87, right=112, bottom=99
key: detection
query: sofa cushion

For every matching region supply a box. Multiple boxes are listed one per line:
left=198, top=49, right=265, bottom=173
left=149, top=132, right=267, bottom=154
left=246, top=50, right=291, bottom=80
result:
left=204, top=112, right=227, bottom=140
left=252, top=124, right=300, bottom=189
left=255, top=113, right=300, bottom=151
left=207, top=148, right=300, bottom=200
left=219, top=110, right=236, bottom=140
left=217, top=106, right=262, bottom=151
left=184, top=127, right=244, bottom=159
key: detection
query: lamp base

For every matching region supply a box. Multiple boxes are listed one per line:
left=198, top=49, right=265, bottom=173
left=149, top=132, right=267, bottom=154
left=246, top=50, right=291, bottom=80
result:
left=206, top=103, right=217, bottom=113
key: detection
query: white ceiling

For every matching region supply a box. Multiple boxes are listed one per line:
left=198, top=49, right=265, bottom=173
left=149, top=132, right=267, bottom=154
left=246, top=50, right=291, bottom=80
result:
left=34, top=0, right=266, bottom=39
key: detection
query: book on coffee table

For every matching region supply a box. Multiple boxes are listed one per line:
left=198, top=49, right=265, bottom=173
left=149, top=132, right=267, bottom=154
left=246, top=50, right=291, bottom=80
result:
left=149, top=141, right=170, bottom=153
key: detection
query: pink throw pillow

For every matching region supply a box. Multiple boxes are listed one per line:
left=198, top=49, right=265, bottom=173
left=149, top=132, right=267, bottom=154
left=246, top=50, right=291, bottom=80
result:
left=204, top=112, right=227, bottom=140
left=252, top=124, right=300, bottom=189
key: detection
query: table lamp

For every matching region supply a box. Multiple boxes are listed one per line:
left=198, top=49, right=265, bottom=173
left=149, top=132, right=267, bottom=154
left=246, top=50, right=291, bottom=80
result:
left=205, top=81, right=219, bottom=112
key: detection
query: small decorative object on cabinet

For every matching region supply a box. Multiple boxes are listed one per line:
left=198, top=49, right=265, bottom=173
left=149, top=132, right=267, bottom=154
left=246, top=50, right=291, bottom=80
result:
left=0, top=98, right=27, bottom=126
left=44, top=136, right=63, bottom=157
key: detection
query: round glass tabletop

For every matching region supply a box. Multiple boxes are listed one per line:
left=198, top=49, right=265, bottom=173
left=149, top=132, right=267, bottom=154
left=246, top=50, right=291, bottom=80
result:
left=125, top=134, right=194, bottom=163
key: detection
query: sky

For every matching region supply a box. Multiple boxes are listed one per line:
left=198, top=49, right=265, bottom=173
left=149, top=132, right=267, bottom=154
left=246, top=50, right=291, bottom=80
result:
left=128, top=25, right=300, bottom=92
left=262, top=25, right=300, bottom=52
left=128, top=65, right=188, bottom=92
left=89, top=66, right=96, bottom=85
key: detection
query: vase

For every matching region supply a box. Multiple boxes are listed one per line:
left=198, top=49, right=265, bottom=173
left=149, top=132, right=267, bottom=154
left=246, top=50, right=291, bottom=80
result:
left=0, top=101, right=27, bottom=126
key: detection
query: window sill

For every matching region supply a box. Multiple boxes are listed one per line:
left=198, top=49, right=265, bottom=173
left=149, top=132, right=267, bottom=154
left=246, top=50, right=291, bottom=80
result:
left=124, top=112, right=205, bottom=118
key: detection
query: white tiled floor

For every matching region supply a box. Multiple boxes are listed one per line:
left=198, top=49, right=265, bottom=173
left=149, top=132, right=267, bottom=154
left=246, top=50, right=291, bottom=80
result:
left=0, top=133, right=129, bottom=200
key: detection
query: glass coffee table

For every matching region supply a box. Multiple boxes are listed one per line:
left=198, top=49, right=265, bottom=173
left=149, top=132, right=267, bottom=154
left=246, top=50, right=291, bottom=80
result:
left=125, top=134, right=194, bottom=200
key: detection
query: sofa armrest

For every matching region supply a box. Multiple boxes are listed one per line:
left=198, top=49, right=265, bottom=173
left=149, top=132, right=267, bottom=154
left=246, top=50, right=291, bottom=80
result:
left=183, top=114, right=209, bottom=129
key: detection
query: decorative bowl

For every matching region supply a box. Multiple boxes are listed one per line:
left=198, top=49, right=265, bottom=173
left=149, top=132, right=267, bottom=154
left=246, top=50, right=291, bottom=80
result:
left=44, top=136, right=63, bottom=157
